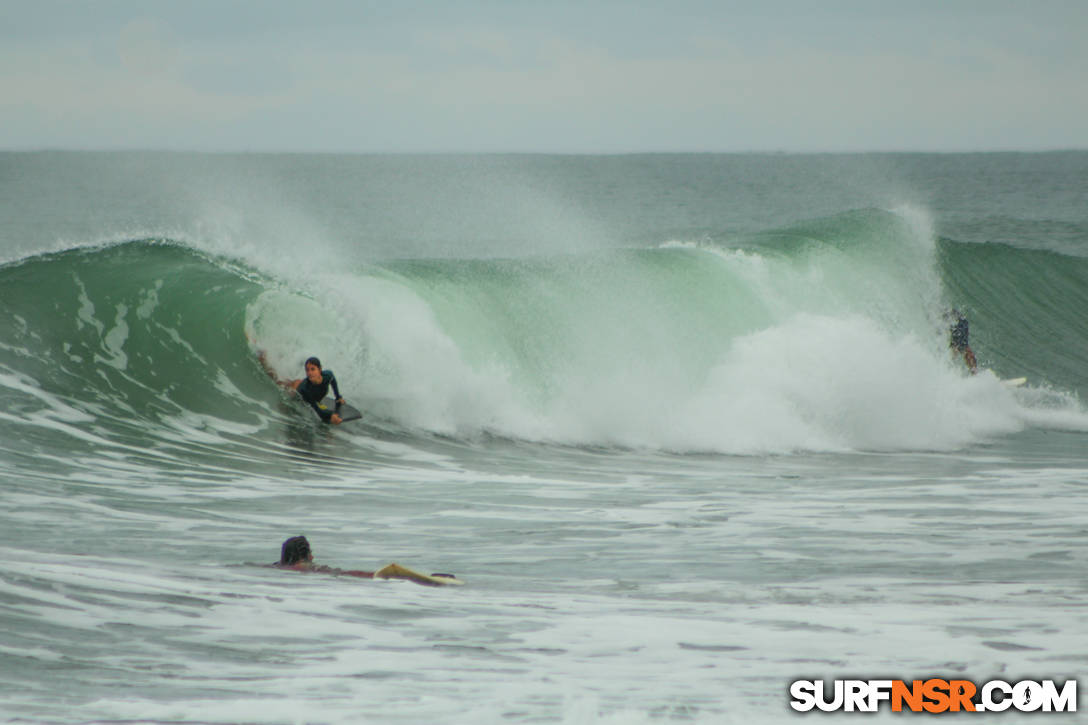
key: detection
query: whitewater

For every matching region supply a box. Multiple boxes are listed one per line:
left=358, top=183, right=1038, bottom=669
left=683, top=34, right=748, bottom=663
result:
left=1, top=152, right=1086, bottom=723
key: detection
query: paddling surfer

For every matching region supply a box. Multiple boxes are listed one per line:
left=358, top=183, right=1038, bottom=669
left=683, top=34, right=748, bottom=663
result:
left=275, top=535, right=373, bottom=578
left=273, top=536, right=460, bottom=585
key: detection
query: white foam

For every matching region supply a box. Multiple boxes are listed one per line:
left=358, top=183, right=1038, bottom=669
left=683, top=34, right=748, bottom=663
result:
left=229, top=204, right=1088, bottom=454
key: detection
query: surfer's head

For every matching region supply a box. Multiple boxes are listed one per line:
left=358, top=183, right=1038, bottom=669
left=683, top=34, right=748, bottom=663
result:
left=280, top=535, right=312, bottom=565
left=304, top=357, right=323, bottom=383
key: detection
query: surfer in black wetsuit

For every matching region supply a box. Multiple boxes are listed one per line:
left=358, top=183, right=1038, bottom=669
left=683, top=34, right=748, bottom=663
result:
left=947, top=310, right=978, bottom=374
left=255, top=350, right=351, bottom=424
left=289, top=357, right=345, bottom=424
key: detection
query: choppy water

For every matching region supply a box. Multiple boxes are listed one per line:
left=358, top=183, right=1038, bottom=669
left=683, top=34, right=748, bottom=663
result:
left=1, top=152, right=1086, bottom=723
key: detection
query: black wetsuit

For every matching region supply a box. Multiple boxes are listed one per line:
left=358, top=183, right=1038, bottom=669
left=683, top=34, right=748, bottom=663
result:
left=296, top=370, right=341, bottom=422
left=950, top=317, right=969, bottom=351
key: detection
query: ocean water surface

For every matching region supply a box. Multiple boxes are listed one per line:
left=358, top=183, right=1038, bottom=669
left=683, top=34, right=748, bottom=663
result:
left=1, top=152, right=1086, bottom=723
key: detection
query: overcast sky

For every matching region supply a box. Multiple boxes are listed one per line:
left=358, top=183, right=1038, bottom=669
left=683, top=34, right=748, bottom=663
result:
left=2, top=1, right=1086, bottom=153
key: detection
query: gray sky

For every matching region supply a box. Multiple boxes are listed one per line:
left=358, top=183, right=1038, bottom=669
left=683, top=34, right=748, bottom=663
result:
left=2, top=0, right=1086, bottom=153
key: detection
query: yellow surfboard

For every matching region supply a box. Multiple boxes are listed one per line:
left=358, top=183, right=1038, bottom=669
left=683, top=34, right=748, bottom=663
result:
left=373, top=562, right=464, bottom=587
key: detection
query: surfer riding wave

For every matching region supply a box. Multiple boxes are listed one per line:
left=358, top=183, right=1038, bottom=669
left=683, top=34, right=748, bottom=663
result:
left=946, top=309, right=978, bottom=374
left=258, top=352, right=348, bottom=424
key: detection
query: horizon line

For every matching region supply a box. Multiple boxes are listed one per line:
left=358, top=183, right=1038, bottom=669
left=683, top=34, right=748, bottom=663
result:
left=3, top=146, right=1087, bottom=156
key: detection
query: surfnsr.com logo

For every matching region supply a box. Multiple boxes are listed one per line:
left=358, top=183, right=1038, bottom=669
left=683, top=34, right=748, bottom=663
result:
left=789, top=679, right=1077, bottom=713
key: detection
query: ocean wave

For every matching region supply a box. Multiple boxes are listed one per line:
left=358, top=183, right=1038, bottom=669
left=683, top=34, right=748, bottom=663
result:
left=2, top=208, right=1086, bottom=457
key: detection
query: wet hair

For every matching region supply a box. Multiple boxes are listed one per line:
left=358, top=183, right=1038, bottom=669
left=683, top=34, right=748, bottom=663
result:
left=304, top=356, right=322, bottom=370
left=280, top=535, right=312, bottom=565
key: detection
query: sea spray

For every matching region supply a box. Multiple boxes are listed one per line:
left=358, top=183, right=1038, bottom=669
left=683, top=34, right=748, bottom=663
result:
left=244, top=207, right=1086, bottom=451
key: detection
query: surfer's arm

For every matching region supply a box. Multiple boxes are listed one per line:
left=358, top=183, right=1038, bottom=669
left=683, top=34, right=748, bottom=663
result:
left=257, top=350, right=300, bottom=389
left=328, top=372, right=343, bottom=403
left=341, top=569, right=374, bottom=578
left=327, top=374, right=345, bottom=423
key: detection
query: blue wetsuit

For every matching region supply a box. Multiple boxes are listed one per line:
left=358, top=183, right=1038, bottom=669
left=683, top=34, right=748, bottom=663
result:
left=296, top=370, right=342, bottom=422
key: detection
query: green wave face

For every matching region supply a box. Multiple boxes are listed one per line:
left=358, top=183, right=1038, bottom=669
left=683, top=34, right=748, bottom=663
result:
left=0, top=242, right=268, bottom=439
left=938, top=239, right=1088, bottom=393
left=3, top=208, right=1086, bottom=456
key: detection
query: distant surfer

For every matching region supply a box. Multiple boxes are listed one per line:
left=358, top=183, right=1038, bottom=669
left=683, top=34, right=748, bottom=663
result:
left=947, top=309, right=978, bottom=374
left=273, top=535, right=461, bottom=586
left=259, top=353, right=347, bottom=424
